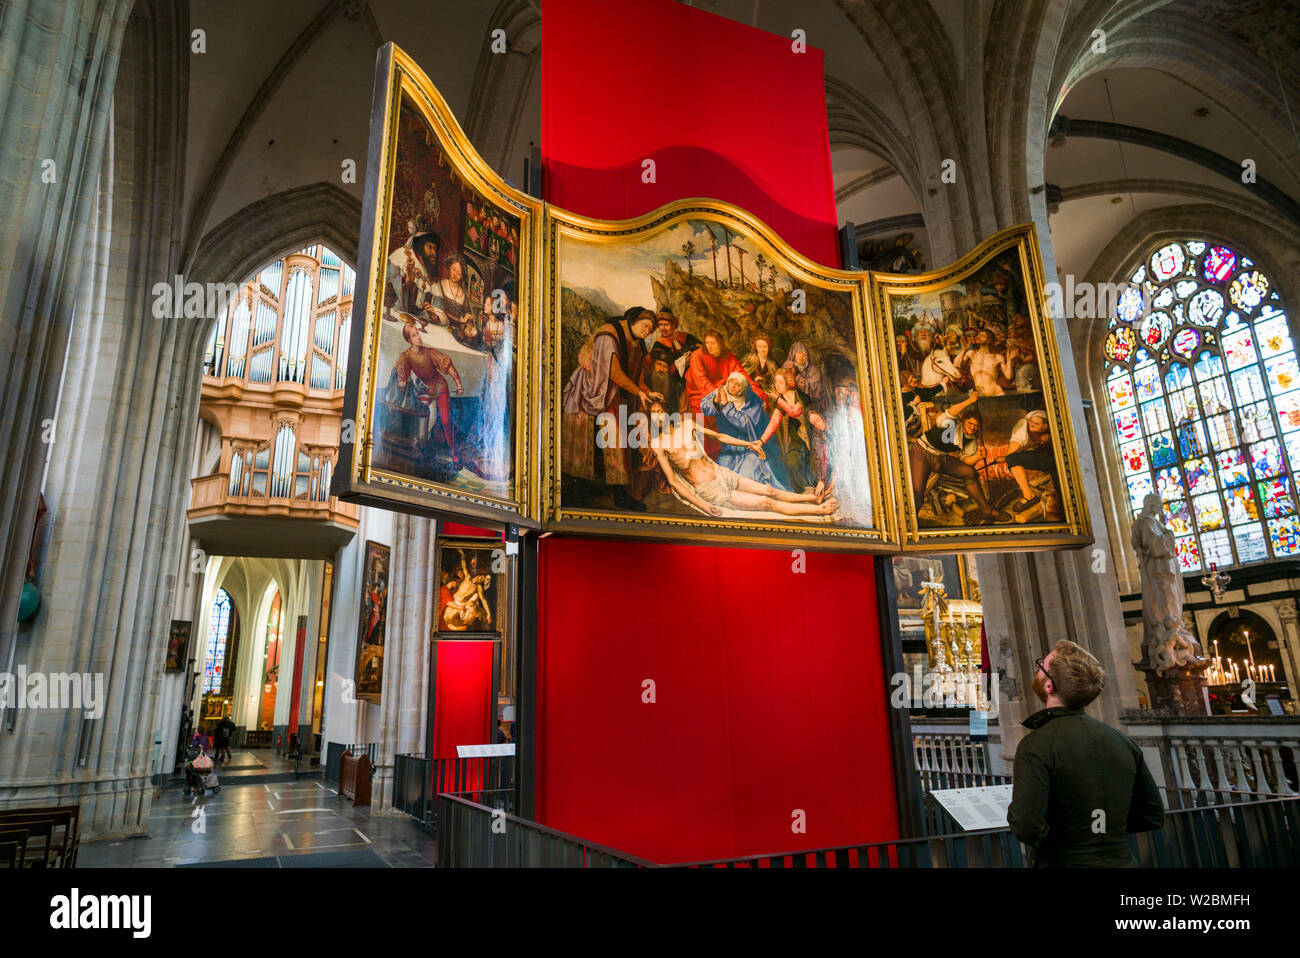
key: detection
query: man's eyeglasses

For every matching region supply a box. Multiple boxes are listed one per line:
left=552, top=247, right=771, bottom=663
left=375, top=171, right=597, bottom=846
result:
left=1035, top=656, right=1054, bottom=687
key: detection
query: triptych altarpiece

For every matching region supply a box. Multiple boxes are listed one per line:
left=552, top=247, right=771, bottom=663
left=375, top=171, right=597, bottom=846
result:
left=334, top=44, right=1091, bottom=556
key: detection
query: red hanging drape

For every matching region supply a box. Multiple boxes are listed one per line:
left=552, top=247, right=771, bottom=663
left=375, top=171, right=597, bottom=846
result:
left=535, top=0, right=897, bottom=863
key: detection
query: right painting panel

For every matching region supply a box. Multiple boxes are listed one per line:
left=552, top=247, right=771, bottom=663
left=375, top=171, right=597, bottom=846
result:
left=871, top=224, right=1091, bottom=549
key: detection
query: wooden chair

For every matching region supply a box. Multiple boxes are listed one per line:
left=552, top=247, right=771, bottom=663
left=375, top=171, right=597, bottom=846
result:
left=0, top=806, right=79, bottom=867
left=0, top=825, right=44, bottom=868
left=0, top=829, right=31, bottom=868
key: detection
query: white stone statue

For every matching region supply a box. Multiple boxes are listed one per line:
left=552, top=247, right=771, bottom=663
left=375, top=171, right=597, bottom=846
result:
left=1130, top=493, right=1206, bottom=674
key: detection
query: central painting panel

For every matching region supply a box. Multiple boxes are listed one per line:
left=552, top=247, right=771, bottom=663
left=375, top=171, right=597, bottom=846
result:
left=544, top=205, right=896, bottom=550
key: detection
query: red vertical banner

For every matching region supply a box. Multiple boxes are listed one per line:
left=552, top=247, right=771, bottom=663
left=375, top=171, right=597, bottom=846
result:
left=541, top=0, right=840, bottom=267
left=288, top=615, right=307, bottom=742
left=537, top=0, right=897, bottom=862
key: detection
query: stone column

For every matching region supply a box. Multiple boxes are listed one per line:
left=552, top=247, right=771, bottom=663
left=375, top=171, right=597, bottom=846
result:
left=1273, top=598, right=1300, bottom=698
left=0, top=1, right=196, bottom=839
left=370, top=513, right=436, bottom=814
left=0, top=0, right=134, bottom=672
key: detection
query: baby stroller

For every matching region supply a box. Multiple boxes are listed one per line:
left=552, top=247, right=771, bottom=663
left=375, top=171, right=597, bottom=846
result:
left=184, top=744, right=220, bottom=796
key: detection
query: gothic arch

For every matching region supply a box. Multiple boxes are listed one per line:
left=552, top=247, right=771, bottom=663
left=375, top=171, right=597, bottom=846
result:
left=1054, top=15, right=1300, bottom=181
left=462, top=0, right=541, bottom=175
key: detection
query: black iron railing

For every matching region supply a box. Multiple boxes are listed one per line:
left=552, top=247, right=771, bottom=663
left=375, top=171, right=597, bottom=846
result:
left=435, top=793, right=655, bottom=868
left=394, top=754, right=516, bottom=825
left=425, top=793, right=1300, bottom=868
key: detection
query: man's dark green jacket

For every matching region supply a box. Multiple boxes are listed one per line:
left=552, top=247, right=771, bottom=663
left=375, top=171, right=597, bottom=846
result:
left=1007, top=707, right=1165, bottom=867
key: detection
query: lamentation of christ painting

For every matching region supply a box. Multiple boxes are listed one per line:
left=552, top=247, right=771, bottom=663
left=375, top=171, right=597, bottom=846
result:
left=884, top=247, right=1066, bottom=530
left=370, top=92, right=519, bottom=498
left=556, top=215, right=877, bottom=531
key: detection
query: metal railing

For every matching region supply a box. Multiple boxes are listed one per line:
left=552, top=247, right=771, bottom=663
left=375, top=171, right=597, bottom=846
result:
left=393, top=753, right=516, bottom=824
left=426, top=793, right=1299, bottom=868
left=435, top=794, right=655, bottom=868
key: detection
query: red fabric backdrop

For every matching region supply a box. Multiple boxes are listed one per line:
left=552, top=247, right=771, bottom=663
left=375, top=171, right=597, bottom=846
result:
left=536, top=0, right=898, bottom=862
left=432, top=641, right=493, bottom=760
left=541, top=0, right=840, bottom=267
left=537, top=539, right=897, bottom=863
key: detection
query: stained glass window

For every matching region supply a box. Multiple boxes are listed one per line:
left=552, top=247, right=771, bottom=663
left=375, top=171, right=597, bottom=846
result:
left=1105, top=240, right=1300, bottom=570
left=204, top=588, right=233, bottom=694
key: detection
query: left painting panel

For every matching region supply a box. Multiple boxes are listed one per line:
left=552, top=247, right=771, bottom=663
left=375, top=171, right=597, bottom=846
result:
left=337, top=45, right=541, bottom=525
left=355, top=541, right=390, bottom=702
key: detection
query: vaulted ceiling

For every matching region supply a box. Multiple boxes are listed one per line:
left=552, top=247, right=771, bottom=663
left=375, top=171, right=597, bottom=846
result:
left=177, top=0, right=1300, bottom=292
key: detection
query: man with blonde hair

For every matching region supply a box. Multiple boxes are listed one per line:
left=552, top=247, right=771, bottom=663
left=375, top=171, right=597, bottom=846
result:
left=1007, top=639, right=1165, bottom=866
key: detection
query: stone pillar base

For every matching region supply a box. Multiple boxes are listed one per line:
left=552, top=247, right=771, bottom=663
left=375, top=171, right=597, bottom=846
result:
left=1138, top=663, right=1210, bottom=716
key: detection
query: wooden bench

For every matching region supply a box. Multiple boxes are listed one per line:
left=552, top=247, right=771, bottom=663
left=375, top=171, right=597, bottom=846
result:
left=0, top=828, right=32, bottom=868
left=0, top=820, right=54, bottom=867
left=339, top=751, right=372, bottom=807
left=0, top=805, right=80, bottom=868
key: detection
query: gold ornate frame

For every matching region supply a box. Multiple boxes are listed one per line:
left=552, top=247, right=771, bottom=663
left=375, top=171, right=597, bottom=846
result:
left=541, top=200, right=900, bottom=551
left=339, top=43, right=1092, bottom=555
left=869, top=224, right=1092, bottom=550
left=334, top=44, right=544, bottom=526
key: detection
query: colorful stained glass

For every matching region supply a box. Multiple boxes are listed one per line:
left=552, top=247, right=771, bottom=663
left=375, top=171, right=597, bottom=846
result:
left=1203, top=246, right=1237, bottom=283
left=1257, top=477, right=1295, bottom=518
left=1250, top=439, right=1284, bottom=479
left=1187, top=288, right=1225, bottom=327
left=1184, top=456, right=1216, bottom=494
left=1139, top=311, right=1172, bottom=347
left=1201, top=529, right=1233, bottom=567
left=1134, top=362, right=1162, bottom=400
left=1107, top=374, right=1135, bottom=410
left=1222, top=328, right=1257, bottom=370
left=1166, top=364, right=1193, bottom=390
left=1239, top=401, right=1276, bottom=442
left=1216, top=448, right=1249, bottom=486
left=1232, top=524, right=1268, bottom=563
left=1206, top=412, right=1237, bottom=448
left=1229, top=270, right=1268, bottom=311
left=1167, top=387, right=1199, bottom=424
left=1231, top=366, right=1266, bottom=405
left=1163, top=499, right=1193, bottom=535
left=1283, top=430, right=1300, bottom=472
left=1148, top=431, right=1177, bottom=468
left=1177, top=418, right=1206, bottom=458
left=1120, top=439, right=1147, bottom=475
left=1115, top=285, right=1144, bottom=323
left=1171, top=328, right=1200, bottom=358
left=1224, top=485, right=1259, bottom=524
left=1104, top=326, right=1137, bottom=362
left=1156, top=467, right=1184, bottom=501
left=1150, top=243, right=1185, bottom=282
left=1193, top=494, right=1225, bottom=530
left=1175, top=535, right=1201, bottom=571
left=1126, top=473, right=1155, bottom=512
left=1105, top=239, right=1298, bottom=568
left=1197, top=376, right=1231, bottom=414
left=1264, top=352, right=1299, bottom=394
left=1274, top=389, right=1300, bottom=431
left=1268, top=516, right=1300, bottom=556
left=1114, top=407, right=1142, bottom=442
left=1254, top=314, right=1292, bottom=357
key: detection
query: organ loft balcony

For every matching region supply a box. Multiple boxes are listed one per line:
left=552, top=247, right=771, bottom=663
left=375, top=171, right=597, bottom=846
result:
left=188, top=245, right=359, bottom=559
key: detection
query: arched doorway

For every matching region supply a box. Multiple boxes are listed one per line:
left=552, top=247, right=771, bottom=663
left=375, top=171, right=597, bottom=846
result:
left=199, top=587, right=240, bottom=729
left=1205, top=609, right=1284, bottom=713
